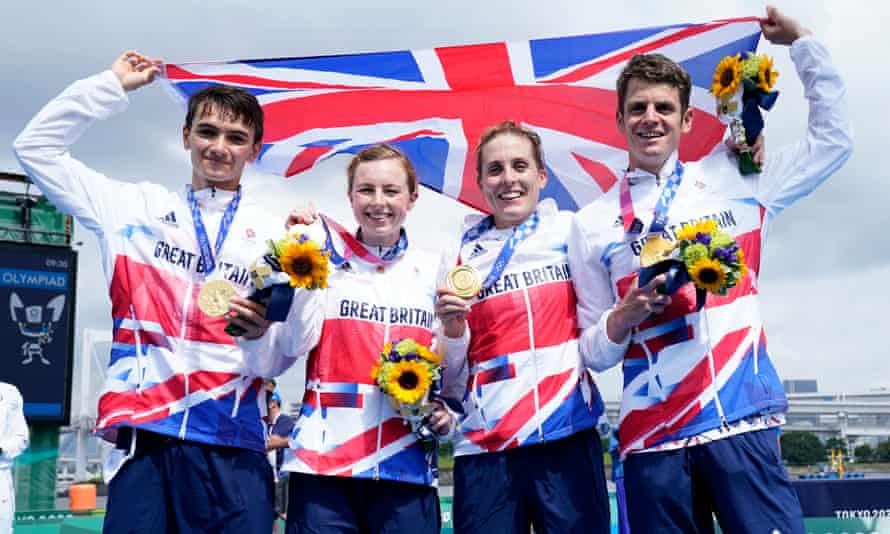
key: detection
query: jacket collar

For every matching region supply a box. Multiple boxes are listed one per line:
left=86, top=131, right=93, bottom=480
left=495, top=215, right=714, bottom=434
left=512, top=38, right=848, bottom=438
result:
left=625, top=151, right=679, bottom=186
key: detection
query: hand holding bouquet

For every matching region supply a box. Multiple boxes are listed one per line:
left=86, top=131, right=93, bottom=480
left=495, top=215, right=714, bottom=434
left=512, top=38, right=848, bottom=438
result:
left=371, top=338, right=443, bottom=441
left=638, top=220, right=748, bottom=311
left=711, top=52, right=779, bottom=174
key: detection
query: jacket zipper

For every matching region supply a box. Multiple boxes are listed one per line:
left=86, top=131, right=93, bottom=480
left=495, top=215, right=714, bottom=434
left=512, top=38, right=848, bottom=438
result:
left=178, top=266, right=195, bottom=440
left=374, top=320, right=391, bottom=480
left=700, top=308, right=728, bottom=427
left=129, top=305, right=144, bottom=392
left=522, top=286, right=544, bottom=441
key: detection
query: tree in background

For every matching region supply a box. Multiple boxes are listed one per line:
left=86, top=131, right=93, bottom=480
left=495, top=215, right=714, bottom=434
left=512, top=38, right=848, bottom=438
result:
left=824, top=437, right=845, bottom=453
left=780, top=431, right=825, bottom=465
left=876, top=439, right=890, bottom=462
left=853, top=443, right=874, bottom=463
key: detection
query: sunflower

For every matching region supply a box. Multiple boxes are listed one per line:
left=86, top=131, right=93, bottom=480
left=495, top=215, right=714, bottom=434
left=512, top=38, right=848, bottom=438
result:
left=756, top=55, right=778, bottom=92
left=277, top=239, right=330, bottom=289
left=711, top=54, right=742, bottom=99
left=385, top=360, right=432, bottom=404
left=370, top=363, right=381, bottom=381
left=676, top=220, right=719, bottom=242
left=688, top=257, right=727, bottom=293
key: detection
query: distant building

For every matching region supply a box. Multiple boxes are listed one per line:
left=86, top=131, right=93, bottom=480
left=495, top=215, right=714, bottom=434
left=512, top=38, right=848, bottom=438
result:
left=783, top=390, right=890, bottom=452
left=602, top=388, right=890, bottom=460
left=784, top=379, right=819, bottom=394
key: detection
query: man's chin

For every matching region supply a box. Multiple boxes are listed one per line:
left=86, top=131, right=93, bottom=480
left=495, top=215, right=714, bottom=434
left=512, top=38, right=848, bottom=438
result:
left=634, top=152, right=668, bottom=170
left=205, top=175, right=237, bottom=184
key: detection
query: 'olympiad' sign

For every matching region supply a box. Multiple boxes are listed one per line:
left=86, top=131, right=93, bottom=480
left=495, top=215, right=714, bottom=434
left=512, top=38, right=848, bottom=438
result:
left=0, top=241, right=77, bottom=424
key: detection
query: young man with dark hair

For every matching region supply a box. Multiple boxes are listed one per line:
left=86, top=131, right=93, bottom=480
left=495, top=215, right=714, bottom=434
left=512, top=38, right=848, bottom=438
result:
left=568, top=8, right=852, bottom=533
left=13, top=51, right=293, bottom=533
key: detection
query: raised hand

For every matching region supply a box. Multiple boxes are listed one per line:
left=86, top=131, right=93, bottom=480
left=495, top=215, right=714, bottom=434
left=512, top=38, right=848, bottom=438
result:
left=726, top=133, right=766, bottom=168
left=111, top=51, right=163, bottom=92
left=760, top=6, right=812, bottom=46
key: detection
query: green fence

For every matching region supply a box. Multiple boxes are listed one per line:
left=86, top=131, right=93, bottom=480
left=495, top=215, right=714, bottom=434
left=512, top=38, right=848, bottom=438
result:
left=19, top=496, right=889, bottom=533
left=15, top=426, right=61, bottom=513
left=0, top=191, right=72, bottom=246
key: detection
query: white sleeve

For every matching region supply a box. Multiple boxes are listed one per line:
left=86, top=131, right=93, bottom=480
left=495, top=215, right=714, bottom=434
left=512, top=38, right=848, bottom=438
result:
left=433, top=240, right=471, bottom=402
left=237, top=288, right=326, bottom=378
left=567, top=213, right=629, bottom=372
left=0, top=387, right=30, bottom=461
left=12, top=70, right=142, bottom=235
left=753, top=36, right=853, bottom=214
left=436, top=329, right=470, bottom=402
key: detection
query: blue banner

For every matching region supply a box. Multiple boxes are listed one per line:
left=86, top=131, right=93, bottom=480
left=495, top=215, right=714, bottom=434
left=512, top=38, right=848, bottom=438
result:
left=0, top=242, right=76, bottom=424
left=793, top=478, right=890, bottom=518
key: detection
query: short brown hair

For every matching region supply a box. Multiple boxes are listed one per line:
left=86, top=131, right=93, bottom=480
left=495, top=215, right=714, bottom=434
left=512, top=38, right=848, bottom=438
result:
left=475, top=121, right=545, bottom=181
left=616, top=53, right=691, bottom=115
left=184, top=85, right=264, bottom=144
left=346, top=144, right=418, bottom=194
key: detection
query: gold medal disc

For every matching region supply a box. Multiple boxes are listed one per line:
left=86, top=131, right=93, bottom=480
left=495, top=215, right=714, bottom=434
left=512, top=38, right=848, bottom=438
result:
left=639, top=235, right=676, bottom=268
left=198, top=279, right=237, bottom=317
left=446, top=265, right=482, bottom=299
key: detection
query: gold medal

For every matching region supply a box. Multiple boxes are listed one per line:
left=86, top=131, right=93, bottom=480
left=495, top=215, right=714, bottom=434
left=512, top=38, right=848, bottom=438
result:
left=446, top=265, right=482, bottom=299
left=640, top=235, right=676, bottom=268
left=197, top=279, right=237, bottom=317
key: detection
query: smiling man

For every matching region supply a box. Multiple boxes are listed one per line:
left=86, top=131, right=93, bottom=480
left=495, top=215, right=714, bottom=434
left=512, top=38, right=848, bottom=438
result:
left=13, top=51, right=290, bottom=533
left=567, top=7, right=852, bottom=534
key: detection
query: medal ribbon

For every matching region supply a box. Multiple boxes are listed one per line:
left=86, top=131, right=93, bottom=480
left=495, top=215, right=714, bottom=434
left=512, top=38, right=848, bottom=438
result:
left=459, top=211, right=540, bottom=291
left=619, top=160, right=684, bottom=235
left=188, top=185, right=241, bottom=276
left=318, top=214, right=408, bottom=267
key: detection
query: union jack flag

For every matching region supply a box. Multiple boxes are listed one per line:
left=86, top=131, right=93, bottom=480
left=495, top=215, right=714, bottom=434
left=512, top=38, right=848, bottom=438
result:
left=163, top=17, right=761, bottom=212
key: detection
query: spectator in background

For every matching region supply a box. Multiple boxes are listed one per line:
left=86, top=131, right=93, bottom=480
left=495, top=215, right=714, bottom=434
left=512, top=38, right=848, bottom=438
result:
left=1, top=382, right=29, bottom=534
left=266, top=389, right=294, bottom=528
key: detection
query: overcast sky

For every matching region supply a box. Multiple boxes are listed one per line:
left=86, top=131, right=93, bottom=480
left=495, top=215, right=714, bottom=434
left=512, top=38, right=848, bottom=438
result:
left=1, top=0, right=886, bottom=412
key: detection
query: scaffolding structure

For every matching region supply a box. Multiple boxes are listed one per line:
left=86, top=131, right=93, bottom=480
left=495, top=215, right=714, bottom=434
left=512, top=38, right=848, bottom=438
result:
left=2, top=171, right=76, bottom=510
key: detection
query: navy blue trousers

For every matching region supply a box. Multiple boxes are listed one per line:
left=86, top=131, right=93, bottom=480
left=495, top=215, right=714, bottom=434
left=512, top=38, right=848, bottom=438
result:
left=103, top=432, right=274, bottom=534
left=286, top=472, right=440, bottom=534
left=623, top=429, right=804, bottom=534
left=453, top=428, right=610, bottom=534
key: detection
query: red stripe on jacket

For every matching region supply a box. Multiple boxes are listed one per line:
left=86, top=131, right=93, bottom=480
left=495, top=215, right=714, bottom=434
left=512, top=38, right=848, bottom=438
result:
left=468, top=280, right=578, bottom=364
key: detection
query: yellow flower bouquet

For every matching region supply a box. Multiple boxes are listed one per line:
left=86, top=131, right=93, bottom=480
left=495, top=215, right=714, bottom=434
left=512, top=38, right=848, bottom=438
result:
left=371, top=338, right=443, bottom=440
left=225, top=223, right=330, bottom=336
left=711, top=52, right=779, bottom=175
left=638, top=221, right=748, bottom=311
left=268, top=224, right=331, bottom=290
left=676, top=220, right=748, bottom=297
